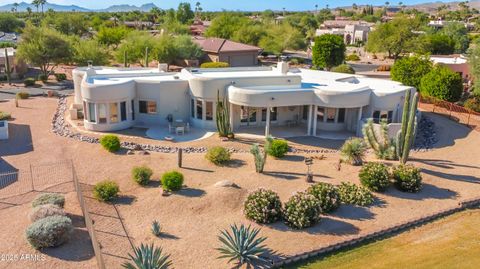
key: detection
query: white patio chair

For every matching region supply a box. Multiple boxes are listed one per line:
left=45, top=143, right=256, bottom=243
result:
left=169, top=123, right=175, bottom=133
left=176, top=126, right=185, bottom=135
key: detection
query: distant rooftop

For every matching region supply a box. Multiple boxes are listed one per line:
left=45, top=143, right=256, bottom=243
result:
left=430, top=55, right=468, bottom=65
left=193, top=37, right=262, bottom=53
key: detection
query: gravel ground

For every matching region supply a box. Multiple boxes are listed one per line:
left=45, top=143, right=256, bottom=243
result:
left=1, top=97, right=479, bottom=269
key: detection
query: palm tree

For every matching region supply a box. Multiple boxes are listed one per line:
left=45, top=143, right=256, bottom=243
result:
left=13, top=2, right=19, bottom=13
left=39, top=0, right=46, bottom=14
left=32, top=0, right=39, bottom=13
left=315, top=4, right=318, bottom=13
left=26, top=7, right=32, bottom=19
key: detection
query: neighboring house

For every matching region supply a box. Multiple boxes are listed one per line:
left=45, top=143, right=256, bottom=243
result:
left=428, top=20, right=474, bottom=30
left=0, top=32, right=18, bottom=44
left=193, top=37, right=262, bottom=67
left=430, top=54, right=470, bottom=81
left=0, top=48, right=27, bottom=78
left=72, top=62, right=414, bottom=138
left=190, top=20, right=211, bottom=36
left=316, top=20, right=372, bottom=45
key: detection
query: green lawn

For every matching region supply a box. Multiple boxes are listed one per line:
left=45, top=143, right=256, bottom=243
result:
left=287, top=209, right=480, bottom=269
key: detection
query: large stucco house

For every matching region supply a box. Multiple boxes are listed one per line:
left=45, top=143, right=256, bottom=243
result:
left=72, top=62, right=414, bottom=138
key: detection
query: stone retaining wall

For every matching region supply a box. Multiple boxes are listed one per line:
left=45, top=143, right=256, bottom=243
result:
left=269, top=197, right=480, bottom=268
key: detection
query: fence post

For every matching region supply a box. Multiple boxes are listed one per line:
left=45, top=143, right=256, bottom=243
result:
left=177, top=148, right=183, bottom=168
left=449, top=102, right=453, bottom=118
left=467, top=110, right=471, bottom=126
left=29, top=164, right=34, bottom=191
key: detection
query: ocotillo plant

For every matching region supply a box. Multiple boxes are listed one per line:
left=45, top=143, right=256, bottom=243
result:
left=4, top=48, right=11, bottom=85
left=363, top=118, right=396, bottom=160
left=144, top=47, right=149, bottom=67
left=397, top=91, right=419, bottom=164
left=215, top=90, right=231, bottom=137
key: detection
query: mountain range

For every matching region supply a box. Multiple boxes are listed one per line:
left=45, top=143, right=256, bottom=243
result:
left=0, top=2, right=159, bottom=12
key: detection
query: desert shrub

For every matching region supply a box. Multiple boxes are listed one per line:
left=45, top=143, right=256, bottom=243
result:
left=161, top=171, right=184, bottom=191
left=29, top=204, right=66, bottom=222
left=340, top=138, right=367, bottom=165
left=244, top=188, right=282, bottom=224
left=131, top=166, right=153, bottom=185
left=464, top=97, right=480, bottom=113
left=100, top=135, right=121, bottom=152
left=267, top=139, right=288, bottom=158
left=376, top=65, right=391, bottom=71
left=392, top=164, right=423, bottom=192
left=0, top=111, right=11, bottom=120
left=16, top=92, right=30, bottom=99
left=93, top=180, right=119, bottom=202
left=54, top=73, right=67, bottom=81
left=337, top=182, right=375, bottom=206
left=25, top=215, right=73, bottom=249
left=359, top=162, right=391, bottom=192
left=420, top=65, right=463, bottom=102
left=306, top=182, right=340, bottom=213
left=32, top=193, right=65, bottom=208
left=200, top=62, right=229, bottom=68
left=345, top=54, right=360, bottom=61
left=331, top=64, right=355, bottom=74
left=24, top=77, right=36, bottom=87
left=37, top=74, right=48, bottom=82
left=205, top=146, right=231, bottom=165
left=283, top=192, right=321, bottom=229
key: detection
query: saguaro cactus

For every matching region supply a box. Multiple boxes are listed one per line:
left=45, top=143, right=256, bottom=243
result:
left=4, top=48, right=11, bottom=85
left=397, top=91, right=419, bottom=164
left=215, top=90, right=231, bottom=137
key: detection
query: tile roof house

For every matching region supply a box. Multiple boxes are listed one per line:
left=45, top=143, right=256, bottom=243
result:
left=193, top=37, right=262, bottom=67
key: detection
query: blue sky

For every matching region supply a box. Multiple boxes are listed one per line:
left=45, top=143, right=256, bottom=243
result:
left=0, top=0, right=452, bottom=11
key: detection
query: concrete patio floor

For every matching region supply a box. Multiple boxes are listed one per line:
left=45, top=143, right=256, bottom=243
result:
left=236, top=125, right=356, bottom=140
left=145, top=125, right=215, bottom=142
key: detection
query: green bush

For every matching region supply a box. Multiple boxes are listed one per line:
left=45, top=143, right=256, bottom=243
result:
left=161, top=171, right=184, bottom=191
left=16, top=92, right=30, bottom=99
left=38, top=74, right=48, bottom=82
left=0, top=111, right=11, bottom=120
left=332, top=64, right=355, bottom=74
left=205, top=146, right=231, bottom=165
left=267, top=139, right=288, bottom=158
left=283, top=192, right=321, bottom=229
left=131, top=166, right=153, bottom=185
left=345, top=54, right=360, bottom=61
left=25, top=215, right=73, bottom=249
left=100, top=135, right=121, bottom=152
left=32, top=193, right=65, bottom=208
left=306, top=182, right=340, bottom=213
left=244, top=188, right=282, bottom=224
left=93, top=180, right=119, bottom=202
left=54, top=73, right=67, bottom=81
left=29, top=204, right=66, bottom=222
left=340, top=138, right=367, bottom=165
left=359, top=162, right=391, bottom=192
left=390, top=56, right=432, bottom=89
left=392, top=164, right=423, bottom=192
left=420, top=65, right=463, bottom=102
left=337, top=182, right=375, bottom=206
left=200, top=62, right=230, bottom=68
left=24, top=77, right=36, bottom=87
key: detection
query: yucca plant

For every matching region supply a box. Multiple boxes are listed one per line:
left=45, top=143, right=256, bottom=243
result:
left=122, top=243, right=172, bottom=269
left=217, top=224, right=268, bottom=267
left=151, top=220, right=161, bottom=237
left=340, top=137, right=367, bottom=165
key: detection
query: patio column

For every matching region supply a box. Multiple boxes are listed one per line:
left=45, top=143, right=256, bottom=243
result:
left=357, top=106, right=363, bottom=122
left=307, top=105, right=313, bottom=135
left=229, top=103, right=234, bottom=132
left=312, top=105, right=318, bottom=136
left=265, top=106, right=271, bottom=137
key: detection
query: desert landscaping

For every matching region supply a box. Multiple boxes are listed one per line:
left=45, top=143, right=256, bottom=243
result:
left=1, top=96, right=479, bottom=268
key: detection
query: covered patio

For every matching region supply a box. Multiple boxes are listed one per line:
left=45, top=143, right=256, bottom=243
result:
left=235, top=125, right=355, bottom=140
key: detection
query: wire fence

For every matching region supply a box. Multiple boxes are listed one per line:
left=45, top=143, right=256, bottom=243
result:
left=419, top=95, right=480, bottom=132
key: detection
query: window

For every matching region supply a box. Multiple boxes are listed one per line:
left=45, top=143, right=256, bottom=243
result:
left=326, top=108, right=336, bottom=123
left=191, top=98, right=195, bottom=118
left=139, top=100, right=157, bottom=114
left=338, top=108, right=346, bottom=123
left=120, top=102, right=127, bottom=121
left=83, top=101, right=88, bottom=121
left=373, top=110, right=380, bottom=123
left=302, top=105, right=309, bottom=120
left=88, top=103, right=96, bottom=123
left=196, top=100, right=203, bottom=119
left=373, top=110, right=393, bottom=123
left=110, top=103, right=118, bottom=123
left=262, top=107, right=277, bottom=121
left=241, top=106, right=256, bottom=124
left=98, top=104, right=107, bottom=124
left=317, top=107, right=325, bottom=122
left=131, top=100, right=135, bottom=120
left=205, top=101, right=213, bottom=121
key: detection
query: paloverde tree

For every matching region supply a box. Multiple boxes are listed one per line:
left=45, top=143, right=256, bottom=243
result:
left=71, top=38, right=111, bottom=66
left=312, top=34, right=346, bottom=70
left=390, top=55, right=433, bottom=89
left=420, top=65, right=463, bottom=102
left=17, top=24, right=72, bottom=77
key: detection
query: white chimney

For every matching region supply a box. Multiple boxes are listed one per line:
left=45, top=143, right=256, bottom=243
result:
left=158, top=63, right=168, bottom=72
left=276, top=61, right=289, bottom=75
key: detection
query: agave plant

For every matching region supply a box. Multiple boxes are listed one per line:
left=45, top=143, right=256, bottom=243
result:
left=340, top=137, right=367, bottom=165
left=151, top=220, right=161, bottom=237
left=216, top=224, right=268, bottom=267
left=122, top=243, right=172, bottom=269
